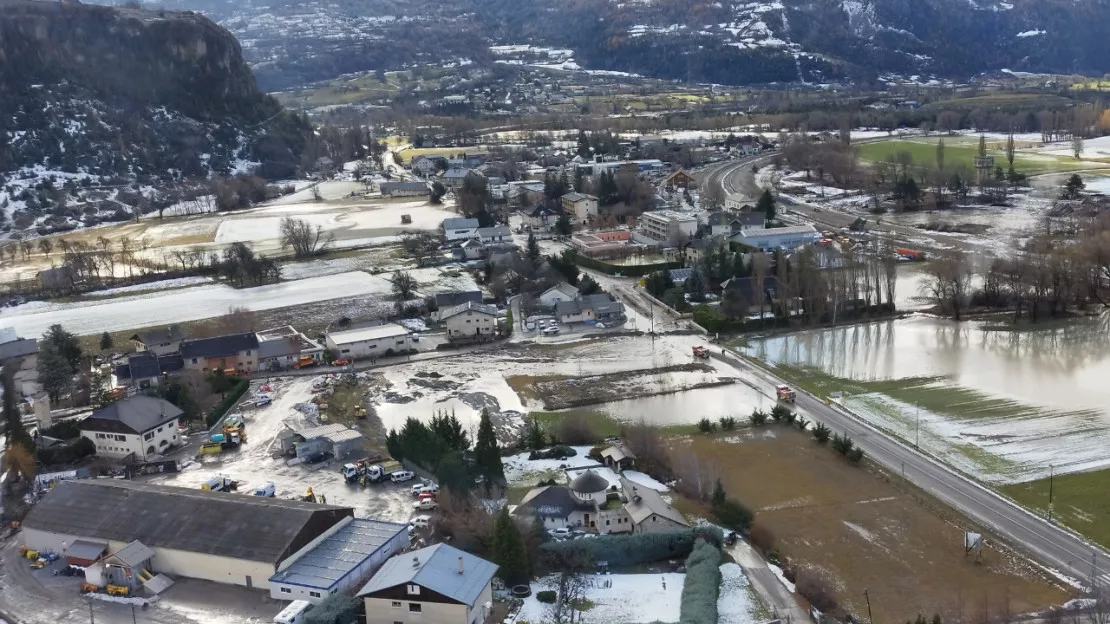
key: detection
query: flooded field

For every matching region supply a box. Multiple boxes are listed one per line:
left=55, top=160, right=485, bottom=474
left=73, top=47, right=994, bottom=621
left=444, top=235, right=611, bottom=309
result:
left=742, top=314, right=1110, bottom=483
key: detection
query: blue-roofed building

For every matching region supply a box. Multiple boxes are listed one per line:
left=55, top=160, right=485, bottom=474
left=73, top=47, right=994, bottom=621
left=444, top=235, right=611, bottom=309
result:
left=358, top=543, right=498, bottom=624
left=269, top=518, right=408, bottom=603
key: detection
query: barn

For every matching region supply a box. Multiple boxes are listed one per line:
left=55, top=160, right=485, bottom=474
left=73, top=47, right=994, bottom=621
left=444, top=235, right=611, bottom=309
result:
left=21, top=480, right=353, bottom=590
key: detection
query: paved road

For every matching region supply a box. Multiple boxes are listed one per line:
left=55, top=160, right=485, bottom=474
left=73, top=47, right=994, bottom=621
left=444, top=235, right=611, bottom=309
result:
left=728, top=539, right=809, bottom=624
left=715, top=347, right=1110, bottom=590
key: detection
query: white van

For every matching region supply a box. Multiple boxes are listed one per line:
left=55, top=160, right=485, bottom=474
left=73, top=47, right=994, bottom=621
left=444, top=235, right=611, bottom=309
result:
left=411, top=514, right=432, bottom=529
left=391, top=470, right=415, bottom=483
left=274, top=600, right=313, bottom=624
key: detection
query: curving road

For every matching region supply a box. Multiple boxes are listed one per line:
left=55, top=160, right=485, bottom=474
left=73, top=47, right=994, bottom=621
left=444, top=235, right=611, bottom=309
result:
left=714, top=347, right=1110, bottom=590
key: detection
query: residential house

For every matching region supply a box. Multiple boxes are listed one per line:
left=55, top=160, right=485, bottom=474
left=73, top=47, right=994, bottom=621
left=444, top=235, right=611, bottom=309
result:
left=455, top=238, right=485, bottom=261
left=725, top=193, right=755, bottom=212
left=513, top=470, right=635, bottom=534
left=684, top=238, right=716, bottom=264
left=708, top=211, right=764, bottom=238
left=619, top=477, right=690, bottom=533
left=411, top=156, right=446, bottom=177
left=560, top=192, right=599, bottom=225
left=442, top=218, right=480, bottom=243
left=522, top=205, right=559, bottom=233
left=0, top=329, right=38, bottom=396
left=476, top=226, right=511, bottom=245
left=358, top=543, right=497, bottom=624
left=256, top=326, right=324, bottom=371
left=539, top=282, right=579, bottom=309
left=730, top=225, right=819, bottom=251
left=130, top=326, right=185, bottom=357
left=508, top=181, right=545, bottom=204
left=180, top=333, right=260, bottom=374
left=78, top=395, right=183, bottom=461
left=433, top=291, right=483, bottom=321
left=380, top=182, right=430, bottom=198
left=113, top=351, right=184, bottom=389
left=326, top=323, right=413, bottom=360
left=660, top=168, right=698, bottom=191
left=721, top=276, right=780, bottom=312
left=441, top=302, right=498, bottom=340
left=442, top=168, right=472, bottom=190
left=635, top=210, right=698, bottom=246
left=554, top=294, right=625, bottom=325
left=600, top=445, right=636, bottom=472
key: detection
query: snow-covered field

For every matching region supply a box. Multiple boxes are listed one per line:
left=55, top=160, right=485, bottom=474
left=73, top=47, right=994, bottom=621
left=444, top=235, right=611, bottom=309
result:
left=0, top=271, right=395, bottom=336
left=84, top=276, right=214, bottom=298
left=504, top=446, right=597, bottom=484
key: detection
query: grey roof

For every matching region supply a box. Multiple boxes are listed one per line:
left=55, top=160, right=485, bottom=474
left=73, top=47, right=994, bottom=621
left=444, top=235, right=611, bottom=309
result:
left=439, top=301, right=498, bottom=320
left=543, top=282, right=579, bottom=299
left=477, top=226, right=511, bottom=238
left=570, top=469, right=609, bottom=494
left=525, top=205, right=559, bottom=218
left=132, top=326, right=184, bottom=346
left=443, top=217, right=479, bottom=230
left=380, top=182, right=429, bottom=194
left=299, top=423, right=364, bottom=444
left=259, top=337, right=302, bottom=360
left=80, top=395, right=183, bottom=435
left=601, top=445, right=635, bottom=463
left=562, top=192, right=596, bottom=203
left=722, top=276, right=780, bottom=304
left=444, top=167, right=471, bottom=179
left=734, top=211, right=766, bottom=227
left=180, top=333, right=259, bottom=359
left=0, top=337, right=36, bottom=360
left=358, top=543, right=497, bottom=606
left=555, top=294, right=623, bottom=317
left=435, top=291, right=483, bottom=308
left=110, top=540, right=155, bottom=567
left=66, top=539, right=108, bottom=562
left=707, top=212, right=731, bottom=227
left=270, top=519, right=408, bottom=590
left=23, top=480, right=353, bottom=565
left=515, top=486, right=594, bottom=519
left=619, top=477, right=689, bottom=527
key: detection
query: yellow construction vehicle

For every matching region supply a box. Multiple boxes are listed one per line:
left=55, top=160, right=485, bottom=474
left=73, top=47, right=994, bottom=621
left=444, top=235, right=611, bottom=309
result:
left=107, top=585, right=130, bottom=596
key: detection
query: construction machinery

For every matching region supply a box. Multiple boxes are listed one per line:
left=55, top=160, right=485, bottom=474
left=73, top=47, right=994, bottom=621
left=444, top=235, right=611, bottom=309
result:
left=341, top=455, right=388, bottom=484
left=302, top=487, right=317, bottom=503
left=366, top=460, right=403, bottom=483
left=294, top=355, right=318, bottom=369
left=776, top=385, right=797, bottom=403
left=201, top=475, right=238, bottom=492
left=253, top=481, right=276, bottom=497
left=198, top=442, right=223, bottom=455
left=692, top=346, right=709, bottom=359
left=80, top=583, right=99, bottom=594
left=106, top=585, right=130, bottom=597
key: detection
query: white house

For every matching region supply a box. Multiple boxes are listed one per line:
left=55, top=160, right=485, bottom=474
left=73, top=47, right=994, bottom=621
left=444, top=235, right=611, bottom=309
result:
left=358, top=543, right=498, bottom=624
left=560, top=192, right=598, bottom=225
left=326, top=324, right=413, bottom=360
left=442, top=217, right=480, bottom=243
left=441, top=302, right=498, bottom=340
left=514, top=470, right=632, bottom=534
left=539, top=282, right=579, bottom=308
left=477, top=226, right=511, bottom=245
left=78, top=395, right=182, bottom=461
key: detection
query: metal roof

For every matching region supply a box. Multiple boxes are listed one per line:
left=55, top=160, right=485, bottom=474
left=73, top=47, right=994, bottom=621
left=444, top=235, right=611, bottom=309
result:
left=110, top=540, right=155, bottom=567
left=358, top=543, right=497, bottom=606
left=23, top=480, right=353, bottom=565
left=79, top=395, right=183, bottom=435
left=180, top=333, right=259, bottom=359
left=734, top=225, right=819, bottom=238
left=439, top=301, right=498, bottom=320
left=298, top=423, right=363, bottom=444
left=66, top=539, right=108, bottom=562
left=619, top=477, right=689, bottom=527
left=327, top=323, right=409, bottom=345
left=270, top=519, right=407, bottom=590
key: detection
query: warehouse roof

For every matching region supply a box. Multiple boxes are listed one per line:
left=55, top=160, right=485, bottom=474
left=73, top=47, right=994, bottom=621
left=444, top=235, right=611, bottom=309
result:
left=79, top=395, right=183, bottom=435
left=270, top=519, right=408, bottom=590
left=358, top=543, right=497, bottom=607
left=298, top=423, right=364, bottom=444
left=733, top=224, right=818, bottom=238
left=23, top=480, right=353, bottom=565
left=327, top=323, right=409, bottom=345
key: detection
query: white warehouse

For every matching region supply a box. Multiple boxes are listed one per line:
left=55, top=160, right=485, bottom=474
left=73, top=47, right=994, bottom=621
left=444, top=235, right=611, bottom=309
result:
left=325, top=323, right=413, bottom=360
left=21, top=480, right=354, bottom=591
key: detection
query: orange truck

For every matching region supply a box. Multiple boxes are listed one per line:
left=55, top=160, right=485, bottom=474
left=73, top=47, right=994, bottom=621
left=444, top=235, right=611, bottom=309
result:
left=776, top=385, right=797, bottom=403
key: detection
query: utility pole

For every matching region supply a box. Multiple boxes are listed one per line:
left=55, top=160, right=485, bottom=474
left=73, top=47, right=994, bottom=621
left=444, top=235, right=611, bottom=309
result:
left=1048, top=464, right=1054, bottom=522
left=131, top=604, right=137, bottom=624
left=915, top=402, right=920, bottom=448
left=87, top=599, right=95, bottom=624
left=864, top=589, right=874, bottom=624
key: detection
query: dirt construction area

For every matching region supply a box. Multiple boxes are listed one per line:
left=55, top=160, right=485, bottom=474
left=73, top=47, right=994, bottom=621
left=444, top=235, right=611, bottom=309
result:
left=679, top=428, right=1071, bottom=623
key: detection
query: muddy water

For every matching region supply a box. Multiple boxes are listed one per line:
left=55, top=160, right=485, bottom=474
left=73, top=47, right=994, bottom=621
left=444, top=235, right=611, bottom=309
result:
left=743, top=313, right=1110, bottom=421
left=591, top=381, right=770, bottom=426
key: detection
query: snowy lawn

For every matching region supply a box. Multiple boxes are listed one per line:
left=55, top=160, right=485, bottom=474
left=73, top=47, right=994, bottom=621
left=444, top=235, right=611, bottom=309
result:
left=517, top=573, right=685, bottom=624
left=84, top=276, right=214, bottom=298
left=503, top=446, right=597, bottom=485
left=718, top=563, right=763, bottom=624
left=622, top=470, right=669, bottom=491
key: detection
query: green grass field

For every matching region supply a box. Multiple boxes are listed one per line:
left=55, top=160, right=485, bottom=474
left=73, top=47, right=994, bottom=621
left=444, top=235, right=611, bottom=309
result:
left=1003, top=469, right=1110, bottom=550
left=856, top=138, right=1099, bottom=175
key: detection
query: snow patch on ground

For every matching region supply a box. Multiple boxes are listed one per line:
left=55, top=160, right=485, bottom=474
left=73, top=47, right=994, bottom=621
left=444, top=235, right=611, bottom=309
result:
left=518, top=573, right=685, bottom=623
left=718, top=563, right=761, bottom=624
left=622, top=470, right=670, bottom=491
left=769, top=563, right=795, bottom=593
left=503, top=446, right=597, bottom=484
left=84, top=276, right=214, bottom=298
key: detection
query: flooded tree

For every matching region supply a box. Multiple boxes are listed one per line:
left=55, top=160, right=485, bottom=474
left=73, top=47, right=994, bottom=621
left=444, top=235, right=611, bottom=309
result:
left=921, top=250, right=973, bottom=320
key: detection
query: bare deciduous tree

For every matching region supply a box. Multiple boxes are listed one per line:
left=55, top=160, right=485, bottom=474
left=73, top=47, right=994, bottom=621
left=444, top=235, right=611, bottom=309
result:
left=279, top=216, right=333, bottom=258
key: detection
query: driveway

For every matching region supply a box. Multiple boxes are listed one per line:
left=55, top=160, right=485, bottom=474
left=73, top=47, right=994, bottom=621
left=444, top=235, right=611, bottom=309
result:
left=728, top=539, right=810, bottom=624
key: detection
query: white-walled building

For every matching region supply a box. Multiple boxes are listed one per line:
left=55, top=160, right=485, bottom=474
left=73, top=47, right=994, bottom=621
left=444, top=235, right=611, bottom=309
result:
left=78, top=395, right=182, bottom=461
left=21, top=480, right=353, bottom=591
left=440, top=302, right=498, bottom=340
left=636, top=210, right=698, bottom=245
left=561, top=192, right=598, bottom=225
left=730, top=225, right=819, bottom=251
left=539, top=282, right=579, bottom=309
left=359, top=543, right=497, bottom=624
left=326, top=324, right=413, bottom=360
left=442, top=217, right=480, bottom=243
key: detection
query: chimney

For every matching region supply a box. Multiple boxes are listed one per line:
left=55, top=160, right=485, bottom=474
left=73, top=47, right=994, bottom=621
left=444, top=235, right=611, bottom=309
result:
left=457, top=556, right=464, bottom=575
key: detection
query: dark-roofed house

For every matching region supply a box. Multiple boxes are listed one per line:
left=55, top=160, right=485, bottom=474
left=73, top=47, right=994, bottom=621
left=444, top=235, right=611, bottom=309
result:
left=130, top=326, right=185, bottom=356
left=560, top=192, right=598, bottom=225
left=113, top=351, right=185, bottom=389
left=21, top=480, right=354, bottom=590
left=180, top=332, right=260, bottom=374
left=554, top=294, right=625, bottom=325
left=78, top=395, right=183, bottom=460
left=514, top=485, right=596, bottom=530
left=440, top=302, right=499, bottom=340
left=0, top=332, right=39, bottom=397
left=269, top=518, right=408, bottom=603
left=359, top=543, right=497, bottom=624
left=433, top=291, right=483, bottom=321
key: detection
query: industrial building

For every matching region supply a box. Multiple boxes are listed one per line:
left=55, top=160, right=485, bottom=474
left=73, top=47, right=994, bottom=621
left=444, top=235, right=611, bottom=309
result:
left=325, top=323, right=413, bottom=360
left=287, top=423, right=366, bottom=461
left=269, top=518, right=408, bottom=603
left=729, top=224, right=820, bottom=251
left=22, top=480, right=353, bottom=590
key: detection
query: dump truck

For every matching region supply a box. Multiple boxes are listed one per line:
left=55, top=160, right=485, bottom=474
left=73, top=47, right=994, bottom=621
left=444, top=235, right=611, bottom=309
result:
left=198, top=443, right=223, bottom=455
left=776, top=385, right=797, bottom=403
left=212, top=431, right=241, bottom=450
left=294, top=355, right=318, bottom=369
left=366, top=460, right=403, bottom=483
left=201, top=475, right=238, bottom=492
left=692, top=346, right=709, bottom=359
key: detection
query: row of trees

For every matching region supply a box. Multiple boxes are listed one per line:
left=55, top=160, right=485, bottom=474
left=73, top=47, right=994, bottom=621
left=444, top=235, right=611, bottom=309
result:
left=385, top=409, right=505, bottom=493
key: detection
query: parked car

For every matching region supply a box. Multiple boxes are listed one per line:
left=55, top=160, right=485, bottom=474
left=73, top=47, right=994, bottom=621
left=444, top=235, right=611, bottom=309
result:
left=418, top=491, right=437, bottom=502
left=391, top=470, right=416, bottom=483
left=411, top=515, right=432, bottom=529
left=549, top=527, right=572, bottom=539
left=542, top=326, right=560, bottom=335
left=411, top=481, right=431, bottom=496
left=331, top=359, right=349, bottom=367
left=412, top=498, right=439, bottom=511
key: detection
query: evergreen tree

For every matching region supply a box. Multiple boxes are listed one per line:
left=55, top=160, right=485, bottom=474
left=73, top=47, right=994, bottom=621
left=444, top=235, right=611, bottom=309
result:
left=43, top=324, right=81, bottom=370
left=526, top=232, right=541, bottom=266
left=492, top=507, right=529, bottom=585
left=732, top=252, right=749, bottom=278
left=2, top=366, right=32, bottom=450
left=711, top=478, right=726, bottom=507
left=522, top=417, right=546, bottom=450
left=573, top=167, right=585, bottom=192
left=554, top=214, right=572, bottom=236
left=756, top=189, right=776, bottom=221
left=436, top=451, right=470, bottom=494
left=37, top=344, right=73, bottom=406
left=99, top=331, right=113, bottom=351
left=1065, top=173, right=1085, bottom=199
left=474, top=408, right=505, bottom=485
left=576, top=130, right=591, bottom=159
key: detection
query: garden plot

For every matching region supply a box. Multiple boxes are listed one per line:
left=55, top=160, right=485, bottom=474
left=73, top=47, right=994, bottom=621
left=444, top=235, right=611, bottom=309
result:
left=678, top=431, right=1070, bottom=624
left=517, top=573, right=686, bottom=624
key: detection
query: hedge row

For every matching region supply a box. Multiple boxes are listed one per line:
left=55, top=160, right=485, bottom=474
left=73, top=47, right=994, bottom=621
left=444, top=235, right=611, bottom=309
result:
left=206, top=378, right=249, bottom=427
left=540, top=527, right=722, bottom=567
left=693, top=302, right=897, bottom=334
left=566, top=250, right=682, bottom=277
left=679, top=538, right=722, bottom=624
